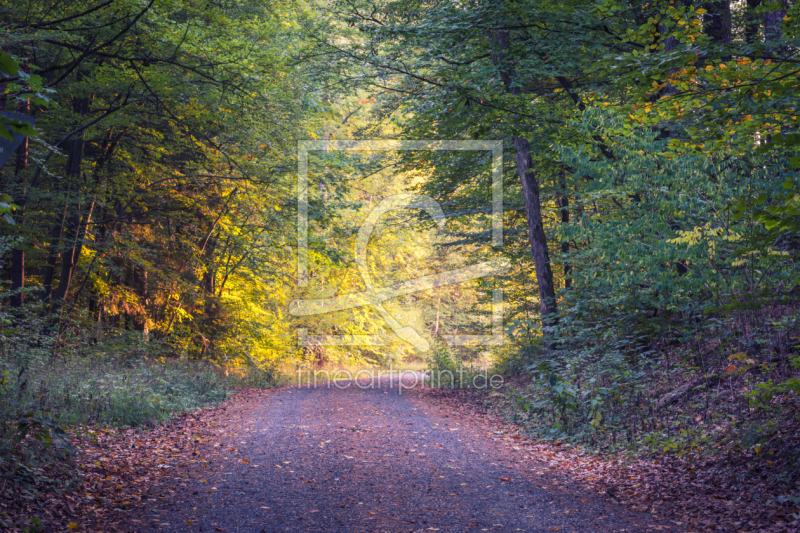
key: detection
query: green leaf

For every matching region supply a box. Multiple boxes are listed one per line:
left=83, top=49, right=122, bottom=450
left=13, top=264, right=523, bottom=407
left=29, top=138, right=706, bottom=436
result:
left=5, top=119, right=36, bottom=137
left=0, top=51, right=19, bottom=77
left=0, top=124, right=13, bottom=141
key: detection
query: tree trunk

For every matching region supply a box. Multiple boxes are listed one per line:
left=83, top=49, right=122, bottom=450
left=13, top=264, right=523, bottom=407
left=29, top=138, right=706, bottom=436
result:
left=41, top=207, right=66, bottom=302
left=764, top=0, right=787, bottom=52
left=133, top=266, right=149, bottom=332
left=702, top=0, right=732, bottom=46
left=53, top=199, right=95, bottom=303
left=745, top=0, right=763, bottom=44
left=201, top=233, right=217, bottom=295
left=513, top=137, right=558, bottom=322
left=491, top=29, right=558, bottom=330
left=10, top=99, right=29, bottom=307
left=52, top=97, right=92, bottom=306
left=559, top=175, right=571, bottom=290
left=10, top=249, right=24, bottom=307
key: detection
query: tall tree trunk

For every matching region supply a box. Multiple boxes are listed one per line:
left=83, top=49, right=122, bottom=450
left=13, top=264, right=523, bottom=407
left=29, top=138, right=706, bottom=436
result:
left=201, top=231, right=219, bottom=351
left=762, top=0, right=787, bottom=146
left=513, top=137, right=558, bottom=321
left=559, top=175, right=571, bottom=290
left=10, top=249, right=24, bottom=307
left=490, top=29, right=558, bottom=330
left=745, top=0, right=763, bottom=44
left=41, top=207, right=67, bottom=302
left=52, top=96, right=92, bottom=306
left=52, top=200, right=94, bottom=304
left=133, top=266, right=149, bottom=334
left=702, top=0, right=732, bottom=48
left=764, top=0, right=788, bottom=53
left=201, top=233, right=217, bottom=295
left=10, top=98, right=29, bottom=308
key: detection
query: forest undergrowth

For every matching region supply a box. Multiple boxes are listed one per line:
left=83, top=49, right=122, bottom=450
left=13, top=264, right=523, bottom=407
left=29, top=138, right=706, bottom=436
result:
left=0, top=310, right=283, bottom=532
left=426, top=303, right=800, bottom=532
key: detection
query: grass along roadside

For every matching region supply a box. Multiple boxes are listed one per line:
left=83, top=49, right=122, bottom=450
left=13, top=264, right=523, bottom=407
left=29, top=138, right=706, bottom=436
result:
left=33, top=394, right=247, bottom=533
left=0, top=348, right=282, bottom=532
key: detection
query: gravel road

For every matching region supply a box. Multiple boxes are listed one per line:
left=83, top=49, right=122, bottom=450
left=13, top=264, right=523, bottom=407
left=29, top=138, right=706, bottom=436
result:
left=132, top=377, right=674, bottom=533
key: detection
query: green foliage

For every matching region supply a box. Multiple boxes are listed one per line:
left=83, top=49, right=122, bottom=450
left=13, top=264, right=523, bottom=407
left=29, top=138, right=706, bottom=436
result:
left=0, top=51, right=49, bottom=141
left=1, top=0, right=325, bottom=375
left=426, top=344, right=462, bottom=388
left=747, top=356, right=800, bottom=412
left=2, top=0, right=799, bottom=472
left=0, top=300, right=281, bottom=529
left=0, top=322, right=235, bottom=428
left=309, top=0, right=800, bottom=450
left=426, top=344, right=498, bottom=389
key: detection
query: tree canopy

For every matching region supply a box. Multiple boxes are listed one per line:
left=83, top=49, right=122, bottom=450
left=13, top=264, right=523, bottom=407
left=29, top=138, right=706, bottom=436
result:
left=2, top=0, right=799, bottom=445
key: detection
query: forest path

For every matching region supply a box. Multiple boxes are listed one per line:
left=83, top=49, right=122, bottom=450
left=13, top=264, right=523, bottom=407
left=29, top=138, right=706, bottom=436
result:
left=130, top=377, right=673, bottom=533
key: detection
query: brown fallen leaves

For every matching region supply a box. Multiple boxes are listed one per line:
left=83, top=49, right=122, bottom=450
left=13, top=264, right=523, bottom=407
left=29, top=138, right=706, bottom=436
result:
left=68, top=405, right=231, bottom=532
left=418, top=386, right=800, bottom=533
left=1, top=388, right=268, bottom=533
left=9, top=383, right=797, bottom=533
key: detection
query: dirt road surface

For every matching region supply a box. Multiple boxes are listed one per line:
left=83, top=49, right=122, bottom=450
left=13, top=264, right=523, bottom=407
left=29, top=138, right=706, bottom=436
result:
left=125, top=377, right=676, bottom=532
